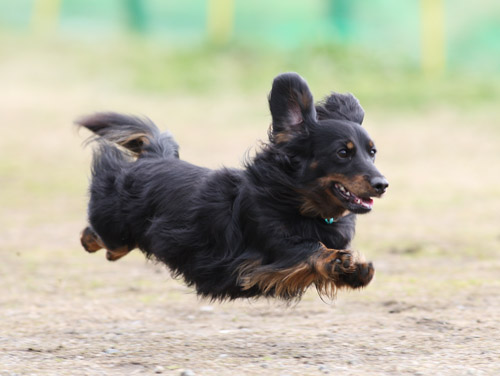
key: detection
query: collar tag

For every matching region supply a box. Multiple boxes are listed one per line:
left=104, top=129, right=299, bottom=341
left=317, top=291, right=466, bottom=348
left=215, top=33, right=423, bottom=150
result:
left=324, top=217, right=336, bottom=224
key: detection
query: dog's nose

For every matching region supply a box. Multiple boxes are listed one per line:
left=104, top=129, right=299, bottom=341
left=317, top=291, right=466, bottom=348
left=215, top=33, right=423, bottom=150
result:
left=370, top=176, right=389, bottom=194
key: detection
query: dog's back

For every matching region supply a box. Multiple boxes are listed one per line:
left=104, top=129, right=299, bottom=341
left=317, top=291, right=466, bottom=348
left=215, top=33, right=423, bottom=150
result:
left=78, top=113, right=252, bottom=299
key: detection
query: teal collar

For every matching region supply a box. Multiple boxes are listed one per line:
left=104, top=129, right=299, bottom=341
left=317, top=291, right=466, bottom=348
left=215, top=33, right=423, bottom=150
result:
left=324, top=211, right=350, bottom=224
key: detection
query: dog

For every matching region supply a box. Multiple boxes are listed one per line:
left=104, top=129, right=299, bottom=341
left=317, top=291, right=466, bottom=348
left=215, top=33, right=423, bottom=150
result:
left=78, top=72, right=388, bottom=301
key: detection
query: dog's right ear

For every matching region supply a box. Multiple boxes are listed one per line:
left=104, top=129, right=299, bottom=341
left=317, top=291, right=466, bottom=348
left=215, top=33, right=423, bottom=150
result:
left=268, top=73, right=317, bottom=143
left=316, top=92, right=365, bottom=125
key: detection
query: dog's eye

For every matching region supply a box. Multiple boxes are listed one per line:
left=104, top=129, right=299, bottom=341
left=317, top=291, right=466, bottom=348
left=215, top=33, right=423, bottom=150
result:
left=337, top=149, right=349, bottom=159
left=369, top=148, right=377, bottom=158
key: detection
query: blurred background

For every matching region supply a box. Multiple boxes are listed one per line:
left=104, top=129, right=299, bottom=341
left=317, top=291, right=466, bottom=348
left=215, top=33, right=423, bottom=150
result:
left=1, top=0, right=500, bottom=294
left=1, top=0, right=500, bottom=290
left=1, top=1, right=500, bottom=373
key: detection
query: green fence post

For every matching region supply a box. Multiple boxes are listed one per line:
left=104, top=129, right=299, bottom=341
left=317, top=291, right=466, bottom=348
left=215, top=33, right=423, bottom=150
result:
left=327, top=0, right=353, bottom=42
left=420, top=0, right=446, bottom=75
left=32, top=0, right=61, bottom=33
left=124, top=0, right=147, bottom=33
left=207, top=0, right=234, bottom=44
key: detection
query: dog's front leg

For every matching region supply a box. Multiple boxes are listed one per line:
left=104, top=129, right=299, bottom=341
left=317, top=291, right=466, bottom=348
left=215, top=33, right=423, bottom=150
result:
left=238, top=243, right=374, bottom=299
left=312, top=245, right=374, bottom=290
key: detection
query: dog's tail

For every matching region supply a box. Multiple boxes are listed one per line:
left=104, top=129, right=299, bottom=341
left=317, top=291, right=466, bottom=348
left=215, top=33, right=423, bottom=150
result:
left=76, top=112, right=179, bottom=159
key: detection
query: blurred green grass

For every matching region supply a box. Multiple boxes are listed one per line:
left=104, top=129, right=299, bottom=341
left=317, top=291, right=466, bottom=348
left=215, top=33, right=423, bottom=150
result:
left=2, top=32, right=499, bottom=109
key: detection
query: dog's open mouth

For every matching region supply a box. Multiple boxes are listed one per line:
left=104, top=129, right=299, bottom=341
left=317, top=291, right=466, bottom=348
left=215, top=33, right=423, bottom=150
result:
left=332, top=183, right=374, bottom=213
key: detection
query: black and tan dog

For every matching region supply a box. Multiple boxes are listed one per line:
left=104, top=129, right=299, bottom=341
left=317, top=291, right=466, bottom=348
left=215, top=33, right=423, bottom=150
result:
left=78, top=72, right=388, bottom=301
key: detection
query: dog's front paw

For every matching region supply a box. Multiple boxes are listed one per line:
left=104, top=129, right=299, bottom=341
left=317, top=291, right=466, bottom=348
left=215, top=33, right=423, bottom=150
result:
left=318, top=248, right=375, bottom=289
left=336, top=258, right=374, bottom=288
left=330, top=251, right=356, bottom=274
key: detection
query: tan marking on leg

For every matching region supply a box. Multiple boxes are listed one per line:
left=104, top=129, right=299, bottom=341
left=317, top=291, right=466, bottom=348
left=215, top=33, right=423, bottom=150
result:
left=80, top=227, right=104, bottom=253
left=238, top=245, right=374, bottom=300
left=106, top=246, right=131, bottom=261
left=238, top=258, right=326, bottom=299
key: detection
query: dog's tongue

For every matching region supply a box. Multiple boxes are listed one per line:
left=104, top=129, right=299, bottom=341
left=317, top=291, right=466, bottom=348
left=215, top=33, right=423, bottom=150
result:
left=354, top=197, right=373, bottom=209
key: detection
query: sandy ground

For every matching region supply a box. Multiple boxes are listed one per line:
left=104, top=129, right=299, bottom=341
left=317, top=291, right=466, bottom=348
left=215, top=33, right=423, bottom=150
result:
left=1, top=239, right=499, bottom=376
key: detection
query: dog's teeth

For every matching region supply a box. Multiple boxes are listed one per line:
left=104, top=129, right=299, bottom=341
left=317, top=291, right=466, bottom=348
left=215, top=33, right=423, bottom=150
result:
left=336, top=184, right=353, bottom=198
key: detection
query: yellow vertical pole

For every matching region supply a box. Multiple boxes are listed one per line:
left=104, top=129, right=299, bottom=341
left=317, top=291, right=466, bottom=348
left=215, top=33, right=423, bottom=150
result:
left=420, top=0, right=446, bottom=75
left=207, top=0, right=234, bottom=44
left=32, top=0, right=61, bottom=33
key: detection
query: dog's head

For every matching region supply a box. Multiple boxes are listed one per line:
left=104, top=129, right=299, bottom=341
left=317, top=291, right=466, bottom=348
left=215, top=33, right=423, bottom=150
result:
left=268, top=73, right=388, bottom=219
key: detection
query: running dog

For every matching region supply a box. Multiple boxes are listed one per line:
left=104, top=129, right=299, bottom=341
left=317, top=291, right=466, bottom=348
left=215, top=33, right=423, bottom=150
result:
left=78, top=72, right=388, bottom=301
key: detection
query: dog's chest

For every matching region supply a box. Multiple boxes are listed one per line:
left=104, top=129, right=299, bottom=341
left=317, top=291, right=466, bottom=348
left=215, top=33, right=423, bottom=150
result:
left=281, top=216, right=355, bottom=250
left=309, top=218, right=355, bottom=250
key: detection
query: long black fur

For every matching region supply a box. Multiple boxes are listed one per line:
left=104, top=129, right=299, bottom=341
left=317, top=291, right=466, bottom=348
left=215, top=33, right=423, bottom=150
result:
left=78, top=73, right=387, bottom=301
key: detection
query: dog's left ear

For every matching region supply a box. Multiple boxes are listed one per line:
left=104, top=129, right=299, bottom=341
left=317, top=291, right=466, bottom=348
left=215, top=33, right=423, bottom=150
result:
left=268, top=73, right=317, bottom=143
left=316, top=92, right=364, bottom=125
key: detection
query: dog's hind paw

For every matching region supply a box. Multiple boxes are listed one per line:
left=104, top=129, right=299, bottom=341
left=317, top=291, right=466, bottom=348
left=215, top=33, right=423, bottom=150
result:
left=80, top=227, right=103, bottom=253
left=106, top=247, right=131, bottom=261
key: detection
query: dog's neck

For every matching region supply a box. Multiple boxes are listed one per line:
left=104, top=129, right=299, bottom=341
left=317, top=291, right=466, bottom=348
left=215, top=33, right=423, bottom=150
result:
left=323, top=209, right=351, bottom=224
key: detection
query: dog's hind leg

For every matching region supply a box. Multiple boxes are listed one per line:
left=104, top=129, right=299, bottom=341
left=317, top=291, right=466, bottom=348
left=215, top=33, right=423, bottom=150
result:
left=105, top=246, right=131, bottom=261
left=80, top=226, right=131, bottom=261
left=80, top=226, right=104, bottom=253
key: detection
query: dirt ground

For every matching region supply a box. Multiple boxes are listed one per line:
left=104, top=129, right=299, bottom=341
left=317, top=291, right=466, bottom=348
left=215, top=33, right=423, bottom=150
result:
left=1, top=56, right=500, bottom=375
left=1, top=239, right=500, bottom=376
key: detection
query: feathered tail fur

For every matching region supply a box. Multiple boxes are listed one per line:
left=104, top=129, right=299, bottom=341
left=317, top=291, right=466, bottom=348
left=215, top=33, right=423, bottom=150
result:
left=76, top=112, right=179, bottom=159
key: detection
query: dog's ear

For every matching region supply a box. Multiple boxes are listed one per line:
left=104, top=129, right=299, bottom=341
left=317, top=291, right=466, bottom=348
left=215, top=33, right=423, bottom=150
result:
left=316, top=92, right=364, bottom=125
left=268, top=73, right=317, bottom=143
